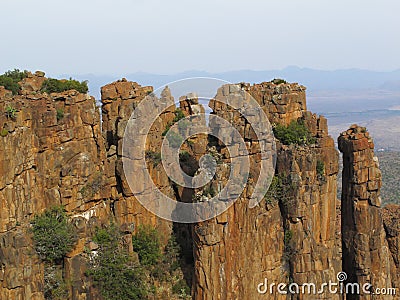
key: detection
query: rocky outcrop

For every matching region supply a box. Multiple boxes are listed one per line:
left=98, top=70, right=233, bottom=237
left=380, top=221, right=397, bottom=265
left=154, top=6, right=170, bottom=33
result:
left=0, top=73, right=110, bottom=299
left=0, top=74, right=181, bottom=299
left=0, top=73, right=399, bottom=300
left=339, top=125, right=399, bottom=299
left=101, top=79, right=182, bottom=243
left=193, top=82, right=342, bottom=299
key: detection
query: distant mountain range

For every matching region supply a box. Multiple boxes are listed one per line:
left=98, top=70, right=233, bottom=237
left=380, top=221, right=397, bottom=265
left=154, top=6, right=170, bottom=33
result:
left=64, top=67, right=400, bottom=151
left=64, top=66, right=400, bottom=99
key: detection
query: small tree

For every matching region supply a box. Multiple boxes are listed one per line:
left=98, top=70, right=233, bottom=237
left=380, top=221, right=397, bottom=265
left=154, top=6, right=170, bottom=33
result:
left=4, top=69, right=29, bottom=82
left=273, top=119, right=316, bottom=146
left=271, top=78, right=287, bottom=85
left=43, top=265, right=69, bottom=300
left=132, top=225, right=161, bottom=266
left=173, top=108, right=185, bottom=122
left=31, top=206, right=77, bottom=262
left=0, top=69, right=28, bottom=95
left=87, top=224, right=147, bottom=300
left=41, top=78, right=88, bottom=94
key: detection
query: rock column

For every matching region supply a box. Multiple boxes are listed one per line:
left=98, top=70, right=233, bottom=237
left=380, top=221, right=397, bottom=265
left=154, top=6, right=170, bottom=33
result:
left=339, top=125, right=396, bottom=299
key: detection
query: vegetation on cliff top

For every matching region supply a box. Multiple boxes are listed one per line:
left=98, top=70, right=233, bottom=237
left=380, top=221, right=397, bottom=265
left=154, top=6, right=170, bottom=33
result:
left=41, top=77, right=89, bottom=94
left=271, top=78, right=287, bottom=85
left=273, top=119, right=316, bottom=145
left=0, top=69, right=28, bottom=95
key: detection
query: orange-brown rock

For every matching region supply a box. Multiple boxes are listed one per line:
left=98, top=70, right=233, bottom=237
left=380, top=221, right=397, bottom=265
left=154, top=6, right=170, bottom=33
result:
left=19, top=71, right=46, bottom=93
left=0, top=72, right=110, bottom=299
left=101, top=80, right=174, bottom=241
left=193, top=82, right=341, bottom=300
left=339, top=125, right=399, bottom=299
left=0, top=74, right=399, bottom=300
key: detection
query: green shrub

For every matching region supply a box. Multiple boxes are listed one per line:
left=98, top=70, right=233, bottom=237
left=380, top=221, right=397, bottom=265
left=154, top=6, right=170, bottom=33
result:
left=56, top=108, right=64, bottom=121
left=173, top=108, right=185, bottom=123
left=164, top=236, right=181, bottom=273
left=88, top=224, right=147, bottom=300
left=147, top=233, right=192, bottom=300
left=92, top=225, right=120, bottom=246
left=0, top=129, right=8, bottom=137
left=273, top=119, right=316, bottom=145
left=150, top=235, right=182, bottom=281
left=203, top=185, right=216, bottom=198
left=145, top=150, right=162, bottom=167
left=172, top=279, right=191, bottom=298
left=3, top=69, right=29, bottom=82
left=265, top=175, right=291, bottom=204
left=271, top=78, right=287, bottom=85
left=41, top=78, right=88, bottom=94
left=132, top=225, right=161, bottom=266
left=44, top=265, right=69, bottom=300
left=284, top=229, right=293, bottom=245
left=5, top=105, right=17, bottom=119
left=316, top=160, right=325, bottom=177
left=162, top=108, right=186, bottom=137
left=0, top=76, right=19, bottom=95
left=162, top=123, right=171, bottom=136
left=31, top=206, right=77, bottom=262
left=264, top=174, right=296, bottom=212
left=283, top=229, right=296, bottom=260
left=264, top=175, right=284, bottom=205
left=0, top=69, right=28, bottom=95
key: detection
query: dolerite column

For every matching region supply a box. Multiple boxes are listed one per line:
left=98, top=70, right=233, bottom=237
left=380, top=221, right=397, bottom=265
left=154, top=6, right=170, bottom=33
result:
left=339, top=125, right=394, bottom=300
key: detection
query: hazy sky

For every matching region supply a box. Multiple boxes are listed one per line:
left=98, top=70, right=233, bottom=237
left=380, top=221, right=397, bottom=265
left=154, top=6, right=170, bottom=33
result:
left=1, top=0, right=399, bottom=75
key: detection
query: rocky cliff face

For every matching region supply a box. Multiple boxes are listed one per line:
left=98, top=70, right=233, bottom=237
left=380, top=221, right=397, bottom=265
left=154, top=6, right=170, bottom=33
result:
left=0, top=72, right=109, bottom=299
left=100, top=78, right=173, bottom=230
left=0, top=73, right=399, bottom=300
left=339, top=126, right=399, bottom=299
left=193, top=82, right=342, bottom=299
